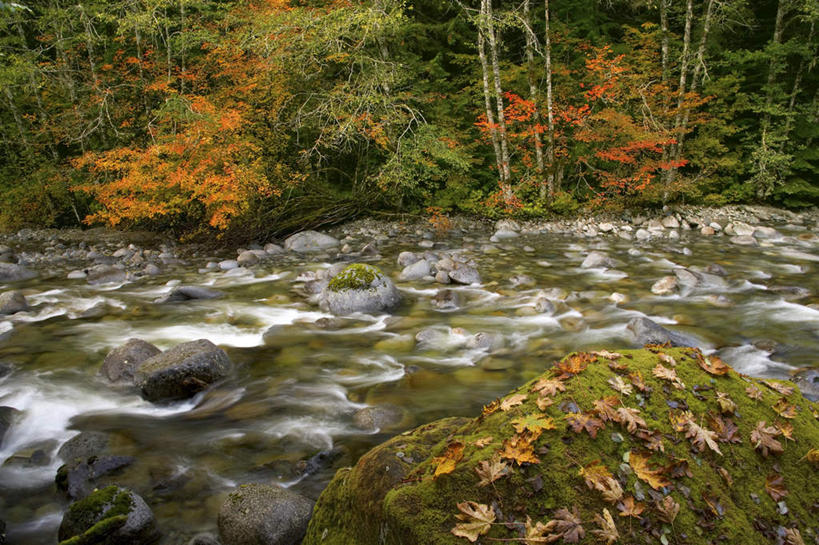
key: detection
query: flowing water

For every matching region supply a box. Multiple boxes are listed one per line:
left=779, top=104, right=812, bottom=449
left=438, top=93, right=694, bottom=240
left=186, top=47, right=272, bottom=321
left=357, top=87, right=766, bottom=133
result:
left=1, top=218, right=818, bottom=544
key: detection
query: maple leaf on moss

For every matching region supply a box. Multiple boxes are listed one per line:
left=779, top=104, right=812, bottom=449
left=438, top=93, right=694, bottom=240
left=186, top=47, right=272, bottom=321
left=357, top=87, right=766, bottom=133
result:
left=636, top=429, right=665, bottom=452
left=592, top=350, right=623, bottom=360
left=772, top=397, right=798, bottom=419
left=607, top=375, right=633, bottom=396
left=715, top=391, right=736, bottom=414
left=451, top=501, right=495, bottom=542
left=523, top=516, right=558, bottom=545
left=764, top=473, right=788, bottom=501
left=629, top=451, right=670, bottom=489
left=593, top=396, right=621, bottom=422
left=500, top=393, right=528, bottom=411
left=475, top=458, right=509, bottom=487
left=746, top=384, right=764, bottom=401
left=556, top=353, right=594, bottom=378
left=566, top=412, right=605, bottom=438
left=800, top=448, right=819, bottom=467
left=432, top=441, right=464, bottom=478
left=668, top=410, right=693, bottom=432
left=655, top=495, right=679, bottom=523
left=685, top=419, right=722, bottom=455
left=784, top=528, right=806, bottom=545
left=482, top=398, right=501, bottom=417
left=531, top=377, right=566, bottom=397
left=511, top=413, right=556, bottom=435
left=579, top=461, right=623, bottom=504
left=629, top=370, right=648, bottom=392
left=616, top=495, right=645, bottom=519
left=591, top=508, right=619, bottom=545
left=697, top=354, right=731, bottom=375
left=762, top=380, right=794, bottom=396
left=707, top=413, right=741, bottom=444
left=652, top=363, right=685, bottom=389
left=473, top=436, right=494, bottom=448
left=614, top=406, right=646, bottom=434
left=777, top=421, right=795, bottom=441
left=549, top=507, right=585, bottom=544
left=657, top=352, right=676, bottom=366
left=499, top=431, right=540, bottom=465
left=751, top=421, right=784, bottom=457
left=536, top=396, right=555, bottom=411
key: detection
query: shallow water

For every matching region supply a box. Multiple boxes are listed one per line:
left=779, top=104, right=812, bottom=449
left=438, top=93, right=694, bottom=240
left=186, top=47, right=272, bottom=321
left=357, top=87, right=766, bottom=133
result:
left=1, top=221, right=818, bottom=544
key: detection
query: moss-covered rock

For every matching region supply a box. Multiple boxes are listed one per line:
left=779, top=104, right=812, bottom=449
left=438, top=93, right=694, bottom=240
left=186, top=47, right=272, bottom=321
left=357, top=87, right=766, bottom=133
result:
left=304, top=348, right=819, bottom=545
left=320, top=264, right=400, bottom=315
left=58, top=485, right=158, bottom=545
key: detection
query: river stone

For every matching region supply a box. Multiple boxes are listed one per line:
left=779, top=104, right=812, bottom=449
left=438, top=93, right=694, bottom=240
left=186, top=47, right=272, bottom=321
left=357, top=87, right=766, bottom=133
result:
left=0, top=263, right=36, bottom=283
left=731, top=235, right=758, bottom=246
left=495, top=219, right=520, bottom=232
left=101, top=338, right=162, bottom=384
left=0, top=290, right=28, bottom=314
left=701, top=226, right=716, bottom=236
left=753, top=226, right=780, bottom=239
left=0, top=406, right=20, bottom=448
left=157, top=286, right=224, bottom=304
left=86, top=265, right=126, bottom=285
left=320, top=264, right=400, bottom=315
left=284, top=231, right=339, bottom=252
left=353, top=405, right=407, bottom=432
left=56, top=455, right=135, bottom=500
left=661, top=216, right=679, bottom=228
left=651, top=276, right=677, bottom=295
left=635, top=228, right=650, bottom=240
left=792, top=368, right=819, bottom=402
left=219, top=260, right=239, bottom=271
left=490, top=229, right=519, bottom=241
left=218, top=483, right=314, bottom=545
left=627, top=316, right=698, bottom=347
left=399, top=259, right=430, bottom=281
left=134, top=340, right=232, bottom=402
left=581, top=251, right=614, bottom=269
left=58, top=485, right=158, bottom=545
left=397, top=252, right=419, bottom=267
left=598, top=222, right=614, bottom=233
left=265, top=243, right=284, bottom=255
left=729, top=222, right=756, bottom=236
left=237, top=250, right=260, bottom=267
left=448, top=264, right=480, bottom=285
left=673, top=268, right=701, bottom=288
left=58, top=432, right=111, bottom=462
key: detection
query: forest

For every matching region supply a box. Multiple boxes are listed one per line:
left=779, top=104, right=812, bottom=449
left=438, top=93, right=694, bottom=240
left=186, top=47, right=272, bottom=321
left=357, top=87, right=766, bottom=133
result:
left=0, top=0, right=817, bottom=239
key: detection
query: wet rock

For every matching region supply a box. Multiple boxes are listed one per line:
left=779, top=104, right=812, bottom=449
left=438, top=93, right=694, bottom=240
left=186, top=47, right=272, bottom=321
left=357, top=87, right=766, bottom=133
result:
left=67, top=270, right=87, bottom=279
left=86, top=265, right=126, bottom=285
left=490, top=230, right=519, bottom=242
left=431, top=289, right=459, bottom=310
left=0, top=290, right=28, bottom=315
left=753, top=226, right=780, bottom=239
left=58, top=485, right=158, bottom=545
left=353, top=405, right=407, bottom=432
left=397, top=251, right=419, bottom=267
left=792, top=368, right=819, bottom=402
left=0, top=406, right=20, bottom=448
left=319, top=264, right=400, bottom=315
left=448, top=264, right=480, bottom=285
left=56, top=455, right=135, bottom=500
left=727, top=222, right=755, bottom=236
left=434, top=270, right=450, bottom=284
left=100, top=339, right=162, bottom=384
left=701, top=226, right=716, bottom=236
left=769, top=286, right=811, bottom=301
left=509, top=274, right=535, bottom=288
left=144, top=263, right=161, bottom=276
left=218, top=483, right=314, bottom=545
left=627, top=317, right=699, bottom=347
left=0, top=263, right=36, bottom=283
left=635, top=228, right=650, bottom=240
left=705, top=263, right=727, bottom=276
left=157, top=286, right=224, bottom=304
left=264, top=243, right=284, bottom=255
left=651, top=276, right=678, bottom=295
left=465, top=332, right=504, bottom=351
left=730, top=235, right=758, bottom=246
left=646, top=218, right=665, bottom=231
left=534, top=297, right=556, bottom=314
left=673, top=268, right=701, bottom=288
left=598, top=222, right=614, bottom=233
left=58, top=432, right=111, bottom=463
left=399, top=259, right=430, bottom=281
left=237, top=251, right=260, bottom=267
left=495, top=219, right=520, bottom=232
left=581, top=251, right=615, bottom=269
left=661, top=216, right=679, bottom=229
left=134, top=339, right=232, bottom=402
left=219, top=260, right=239, bottom=271
left=284, top=231, right=340, bottom=253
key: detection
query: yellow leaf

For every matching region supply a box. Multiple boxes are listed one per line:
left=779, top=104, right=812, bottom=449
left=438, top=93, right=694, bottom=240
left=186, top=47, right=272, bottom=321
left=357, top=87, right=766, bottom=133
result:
left=432, top=441, right=464, bottom=478
left=451, top=501, right=495, bottom=542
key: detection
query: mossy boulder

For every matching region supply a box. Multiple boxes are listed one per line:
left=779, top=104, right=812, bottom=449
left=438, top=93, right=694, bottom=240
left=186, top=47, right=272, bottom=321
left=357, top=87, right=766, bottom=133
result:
left=320, top=264, right=400, bottom=315
left=58, top=485, right=158, bottom=545
left=304, top=348, right=819, bottom=545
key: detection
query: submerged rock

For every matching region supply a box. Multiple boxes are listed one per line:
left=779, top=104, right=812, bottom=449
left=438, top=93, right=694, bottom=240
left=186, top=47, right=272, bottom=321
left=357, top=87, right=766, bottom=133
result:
left=156, top=285, right=224, bottom=304
left=353, top=404, right=410, bottom=432
left=218, top=483, right=314, bottom=545
left=0, top=263, right=36, bottom=283
left=134, top=339, right=232, bottom=402
left=58, top=485, right=158, bottom=545
left=100, top=338, right=162, bottom=384
left=319, top=264, right=400, bottom=315
left=304, top=348, right=819, bottom=545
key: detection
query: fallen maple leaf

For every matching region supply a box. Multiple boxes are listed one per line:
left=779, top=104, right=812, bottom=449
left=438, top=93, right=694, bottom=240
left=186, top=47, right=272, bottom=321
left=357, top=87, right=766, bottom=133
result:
left=707, top=413, right=741, bottom=444
left=773, top=397, right=798, bottom=419
left=500, top=394, right=527, bottom=411
left=499, top=431, right=540, bottom=465
left=765, top=473, right=788, bottom=501
left=784, top=528, right=806, bottom=545
left=473, top=436, right=494, bottom=448
left=763, top=380, right=794, bottom=396
left=556, top=353, right=595, bottom=378
left=629, top=451, right=671, bottom=489
left=614, top=407, right=646, bottom=434
left=532, top=377, right=566, bottom=397
left=652, top=363, right=685, bottom=389
left=550, top=507, right=585, bottom=544
left=523, top=515, right=558, bottom=544
left=566, top=412, right=606, bottom=438
left=668, top=410, right=693, bottom=432
left=746, top=384, right=763, bottom=400
left=636, top=429, right=665, bottom=452
left=592, top=350, right=623, bottom=360
left=655, top=495, right=679, bottom=523
left=685, top=419, right=722, bottom=455
left=607, top=375, right=633, bottom=396
left=451, top=501, right=495, bottom=542
left=591, top=509, right=619, bottom=545
left=698, top=354, right=730, bottom=375
left=593, top=396, right=621, bottom=422
left=629, top=370, right=648, bottom=392
left=717, top=466, right=733, bottom=486
left=511, top=413, right=556, bottom=435
left=536, top=396, right=554, bottom=411
left=800, top=448, right=819, bottom=467
left=657, top=352, right=677, bottom=366
left=475, top=458, right=509, bottom=487
left=482, top=398, right=501, bottom=417
left=578, top=461, right=623, bottom=503
left=715, top=391, right=736, bottom=414
left=432, top=441, right=464, bottom=478
left=777, top=421, right=795, bottom=441
left=751, top=421, right=784, bottom=457
left=617, top=495, right=645, bottom=519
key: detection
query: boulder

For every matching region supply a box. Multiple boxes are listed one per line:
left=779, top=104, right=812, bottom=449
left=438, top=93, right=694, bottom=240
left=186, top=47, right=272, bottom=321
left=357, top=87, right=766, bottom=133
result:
left=494, top=219, right=521, bottom=232
left=448, top=265, right=480, bottom=285
left=581, top=251, right=615, bottom=269
left=661, top=215, right=679, bottom=228
left=627, top=316, right=699, bottom=347
left=58, top=431, right=111, bottom=462
left=284, top=231, right=340, bottom=253
left=651, top=276, right=677, bottom=295
left=156, top=286, right=224, bottom=304
left=397, top=252, right=420, bottom=268
left=56, top=455, right=135, bottom=499
left=237, top=251, right=260, bottom=267
left=218, top=483, right=314, bottom=545
left=353, top=404, right=409, bottom=432
left=319, top=264, right=400, bottom=315
left=100, top=339, right=161, bottom=384
left=399, top=259, right=431, bottom=281
left=58, top=486, right=158, bottom=545
left=303, top=348, right=819, bottom=545
left=86, top=265, right=127, bottom=285
left=0, top=290, right=28, bottom=314
left=134, top=340, right=232, bottom=402
left=265, top=243, right=285, bottom=255
left=0, top=406, right=19, bottom=448
left=792, top=368, right=819, bottom=402
left=0, top=263, right=36, bottom=283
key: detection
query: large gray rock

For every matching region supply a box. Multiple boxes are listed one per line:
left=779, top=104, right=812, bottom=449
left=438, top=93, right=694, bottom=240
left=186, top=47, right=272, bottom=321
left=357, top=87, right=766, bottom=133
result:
left=792, top=368, right=819, bottom=402
left=218, top=483, right=314, bottom=545
left=56, top=455, right=135, bottom=500
left=0, top=263, right=36, bottom=283
left=134, top=340, right=232, bottom=402
left=237, top=251, right=261, bottom=267
left=0, top=290, right=28, bottom=314
left=156, top=286, right=224, bottom=304
left=58, top=431, right=111, bottom=462
left=627, top=317, right=699, bottom=347
left=353, top=405, right=408, bottom=432
left=581, top=251, right=615, bottom=269
left=398, top=259, right=430, bottom=281
left=86, top=265, right=127, bottom=285
left=448, top=264, right=480, bottom=285
left=58, top=485, right=158, bottom=545
left=319, top=264, right=400, bottom=315
left=100, top=339, right=161, bottom=384
left=284, top=231, right=339, bottom=253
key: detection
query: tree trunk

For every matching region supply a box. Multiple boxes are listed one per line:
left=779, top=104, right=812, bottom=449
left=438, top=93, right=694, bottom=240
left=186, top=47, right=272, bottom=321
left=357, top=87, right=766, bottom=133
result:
left=660, top=0, right=670, bottom=82
left=544, top=0, right=556, bottom=194
left=762, top=0, right=787, bottom=131
left=664, top=0, right=693, bottom=188
left=484, top=0, right=511, bottom=188
left=785, top=21, right=815, bottom=136
left=523, top=0, right=545, bottom=197
left=477, top=21, right=504, bottom=181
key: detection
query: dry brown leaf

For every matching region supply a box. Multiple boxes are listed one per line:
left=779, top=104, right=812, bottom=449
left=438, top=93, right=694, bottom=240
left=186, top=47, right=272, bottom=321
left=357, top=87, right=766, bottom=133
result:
left=629, top=451, right=671, bottom=489
left=629, top=370, right=648, bottom=392
left=658, top=352, right=677, bottom=366
left=523, top=515, right=558, bottom=544
left=715, top=391, right=737, bottom=414
left=593, top=396, right=621, bottom=422
left=751, top=421, right=784, bottom=457
left=698, top=354, right=731, bottom=376
left=473, top=436, right=494, bottom=448
left=482, top=398, right=501, bottom=417
left=607, top=375, right=633, bottom=396
left=432, top=441, right=464, bottom=478
left=655, top=495, right=679, bottom=523
left=685, top=419, right=722, bottom=455
left=784, top=528, right=806, bottom=545
left=652, top=363, right=685, bottom=389
left=614, top=407, right=647, bottom=434
left=566, top=412, right=606, bottom=438
left=746, top=384, right=764, bottom=401
left=451, top=501, right=495, bottom=542
left=536, top=396, right=554, bottom=411
left=592, top=350, right=623, bottom=360
left=763, top=380, right=794, bottom=396
left=579, top=461, right=623, bottom=503
left=531, top=377, right=566, bottom=397
left=500, top=393, right=527, bottom=411
left=717, top=466, right=733, bottom=486
left=773, top=397, right=798, bottom=419
left=499, top=431, right=540, bottom=465
left=617, top=495, right=645, bottom=519
left=550, top=507, right=585, bottom=544
left=765, top=473, right=788, bottom=501
left=591, top=509, right=619, bottom=545
left=475, top=458, right=509, bottom=487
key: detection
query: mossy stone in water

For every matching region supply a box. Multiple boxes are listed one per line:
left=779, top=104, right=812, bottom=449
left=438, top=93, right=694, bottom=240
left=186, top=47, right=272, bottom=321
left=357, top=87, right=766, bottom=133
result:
left=321, top=264, right=400, bottom=315
left=58, top=485, right=158, bottom=545
left=304, top=348, right=819, bottom=545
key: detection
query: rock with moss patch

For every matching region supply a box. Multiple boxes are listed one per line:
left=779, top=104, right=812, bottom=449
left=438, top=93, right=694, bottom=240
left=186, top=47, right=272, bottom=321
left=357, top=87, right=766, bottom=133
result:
left=218, top=483, right=314, bottom=545
left=304, top=347, right=819, bottom=545
left=58, top=485, right=158, bottom=545
left=319, top=264, right=400, bottom=315
left=100, top=339, right=161, bottom=384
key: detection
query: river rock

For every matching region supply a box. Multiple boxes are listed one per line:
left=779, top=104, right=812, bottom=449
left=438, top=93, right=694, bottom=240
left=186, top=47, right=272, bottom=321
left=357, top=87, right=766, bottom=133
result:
left=157, top=286, right=224, bottom=304
left=731, top=235, right=758, bottom=246
left=58, top=485, right=158, bottom=545
left=701, top=226, right=716, bottom=236
left=0, top=406, right=19, bottom=448
left=581, top=251, right=614, bottom=269
left=399, top=259, right=430, bottom=281
left=284, top=231, right=339, bottom=252
left=265, top=243, right=284, bottom=255
left=397, top=251, right=419, bottom=267
left=627, top=316, right=698, bottom=347
left=727, top=222, right=755, bottom=236
left=448, top=264, right=480, bottom=285
left=792, top=368, right=819, bottom=402
left=86, top=265, right=126, bottom=285
left=219, top=260, right=239, bottom=271
left=753, top=226, right=780, bottom=239
left=134, top=339, right=232, bottom=402
left=490, top=229, right=519, bottom=242
left=651, top=276, right=677, bottom=295
left=320, top=264, right=400, bottom=315
left=100, top=338, right=162, bottom=384
left=56, top=455, right=135, bottom=499
left=0, top=263, right=36, bottom=283
left=58, top=432, right=111, bottom=463
left=0, top=290, right=28, bottom=314
left=237, top=250, right=260, bottom=267
left=353, top=405, right=407, bottom=432
left=661, top=216, right=679, bottom=228
left=303, top=347, right=819, bottom=545
left=598, top=222, right=614, bottom=233
left=218, top=483, right=314, bottom=545
left=494, top=219, right=520, bottom=232
left=635, top=228, right=650, bottom=240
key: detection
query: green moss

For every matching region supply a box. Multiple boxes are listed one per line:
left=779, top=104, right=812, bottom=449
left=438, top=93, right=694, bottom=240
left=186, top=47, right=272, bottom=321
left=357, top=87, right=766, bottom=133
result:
left=327, top=264, right=381, bottom=292
left=58, top=486, right=134, bottom=545
left=304, top=348, right=819, bottom=545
